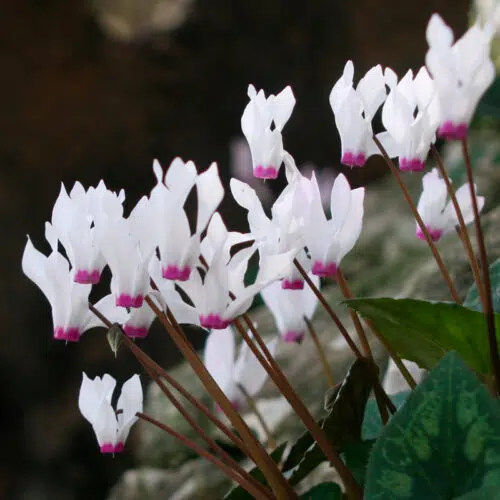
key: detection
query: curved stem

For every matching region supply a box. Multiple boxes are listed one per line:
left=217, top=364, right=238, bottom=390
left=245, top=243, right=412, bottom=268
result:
left=373, top=135, right=460, bottom=303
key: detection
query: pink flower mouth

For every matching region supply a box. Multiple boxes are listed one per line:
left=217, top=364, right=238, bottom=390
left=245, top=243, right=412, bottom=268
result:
left=54, top=327, right=80, bottom=342
left=200, top=314, right=232, bottom=330
left=74, top=269, right=101, bottom=284
left=161, top=265, right=191, bottom=281
left=311, top=261, right=338, bottom=278
left=116, top=294, right=144, bottom=308
left=438, top=121, right=468, bottom=140
left=282, top=279, right=304, bottom=290
left=341, top=151, right=366, bottom=167
left=254, top=165, right=278, bottom=179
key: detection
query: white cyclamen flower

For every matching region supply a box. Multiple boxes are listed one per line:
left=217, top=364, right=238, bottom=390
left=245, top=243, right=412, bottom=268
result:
left=230, top=177, right=305, bottom=289
left=22, top=226, right=123, bottom=341
left=377, top=67, right=439, bottom=172
left=78, top=373, right=143, bottom=454
left=425, top=14, right=495, bottom=139
left=96, top=196, right=157, bottom=308
left=329, top=61, right=387, bottom=167
left=299, top=173, right=364, bottom=277
left=260, top=273, right=319, bottom=344
left=204, top=327, right=277, bottom=409
left=416, top=168, right=485, bottom=241
left=150, top=158, right=224, bottom=281
left=241, top=84, right=296, bottom=179
left=49, top=181, right=125, bottom=284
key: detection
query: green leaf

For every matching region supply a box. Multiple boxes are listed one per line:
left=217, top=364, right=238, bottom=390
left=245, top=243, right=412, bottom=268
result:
left=453, top=485, right=500, bottom=499
left=286, top=358, right=373, bottom=485
left=464, top=258, right=500, bottom=313
left=365, top=352, right=500, bottom=499
left=299, top=482, right=342, bottom=499
left=362, top=391, right=410, bottom=440
left=345, top=298, right=499, bottom=375
left=342, top=439, right=375, bottom=487
left=223, top=442, right=287, bottom=499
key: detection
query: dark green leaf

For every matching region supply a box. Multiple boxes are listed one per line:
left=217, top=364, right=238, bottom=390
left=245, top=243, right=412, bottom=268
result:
left=287, top=358, right=373, bottom=485
left=345, top=298, right=499, bottom=375
left=454, top=485, right=500, bottom=499
left=464, top=258, right=500, bottom=313
left=362, top=391, right=410, bottom=440
left=223, top=442, right=287, bottom=499
left=299, top=482, right=342, bottom=499
left=365, top=352, right=500, bottom=499
left=342, top=439, right=375, bottom=487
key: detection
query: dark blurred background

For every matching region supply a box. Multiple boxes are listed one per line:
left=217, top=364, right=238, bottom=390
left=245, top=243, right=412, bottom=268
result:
left=0, top=1, right=469, bottom=498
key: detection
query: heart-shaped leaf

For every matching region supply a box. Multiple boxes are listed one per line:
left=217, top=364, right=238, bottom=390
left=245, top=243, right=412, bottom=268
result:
left=345, top=298, right=499, bottom=375
left=464, top=258, right=500, bottom=313
left=365, top=352, right=500, bottom=499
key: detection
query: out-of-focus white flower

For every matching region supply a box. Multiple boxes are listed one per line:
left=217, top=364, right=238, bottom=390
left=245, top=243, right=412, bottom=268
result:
left=78, top=373, right=142, bottom=454
left=416, top=168, right=484, bottom=241
left=22, top=226, right=124, bottom=341
left=230, top=177, right=305, bottom=289
left=425, top=14, right=495, bottom=139
left=49, top=181, right=125, bottom=284
left=298, top=173, right=364, bottom=278
left=150, top=158, right=224, bottom=281
left=329, top=61, right=387, bottom=167
left=241, top=84, right=296, bottom=179
left=96, top=196, right=157, bottom=308
left=260, top=273, right=319, bottom=344
left=204, top=326, right=277, bottom=409
left=377, top=67, right=439, bottom=172
left=476, top=0, right=500, bottom=33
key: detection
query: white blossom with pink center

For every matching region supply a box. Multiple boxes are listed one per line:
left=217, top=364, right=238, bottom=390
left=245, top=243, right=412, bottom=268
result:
left=260, top=273, right=319, bottom=344
left=204, top=326, right=277, bottom=409
left=49, top=181, right=125, bottom=285
left=241, top=84, right=296, bottom=179
left=377, top=67, right=440, bottom=172
left=329, top=61, right=387, bottom=167
left=425, top=14, right=495, bottom=140
left=22, top=226, right=124, bottom=341
left=150, top=158, right=224, bottom=282
left=78, top=373, right=142, bottom=454
left=416, top=168, right=484, bottom=241
left=299, top=172, right=364, bottom=278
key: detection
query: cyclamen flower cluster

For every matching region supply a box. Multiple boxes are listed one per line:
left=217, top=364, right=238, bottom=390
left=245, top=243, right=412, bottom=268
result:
left=22, top=12, right=493, bottom=457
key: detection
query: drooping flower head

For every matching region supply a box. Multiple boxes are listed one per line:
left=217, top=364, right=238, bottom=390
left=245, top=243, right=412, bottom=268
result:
left=425, top=14, right=495, bottom=139
left=261, top=273, right=319, bottom=344
left=204, top=326, right=277, bottom=409
left=299, top=172, right=364, bottom=278
left=329, top=61, right=387, bottom=167
left=241, top=84, right=296, bottom=179
left=416, top=168, right=485, bottom=241
left=377, top=67, right=440, bottom=172
left=78, top=373, right=143, bottom=453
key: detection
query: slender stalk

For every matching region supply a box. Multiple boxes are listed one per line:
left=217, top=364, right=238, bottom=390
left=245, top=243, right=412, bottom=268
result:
left=129, top=340, right=274, bottom=499
left=336, top=271, right=373, bottom=359
left=294, top=259, right=363, bottom=359
left=234, top=317, right=363, bottom=499
left=373, top=135, right=461, bottom=303
left=237, top=383, right=276, bottom=450
left=431, top=144, right=486, bottom=307
left=461, top=138, right=500, bottom=396
left=303, top=316, right=335, bottom=387
left=136, top=413, right=270, bottom=500
left=144, top=296, right=298, bottom=500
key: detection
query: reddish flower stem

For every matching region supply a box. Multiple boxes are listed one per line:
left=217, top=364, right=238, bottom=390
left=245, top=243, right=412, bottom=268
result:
left=461, top=138, right=500, bottom=396
left=373, top=135, right=461, bottom=303
left=136, top=412, right=271, bottom=499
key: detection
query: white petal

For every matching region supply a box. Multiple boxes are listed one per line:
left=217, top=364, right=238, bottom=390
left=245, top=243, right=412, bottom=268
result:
left=204, top=328, right=235, bottom=392
left=196, top=162, right=224, bottom=231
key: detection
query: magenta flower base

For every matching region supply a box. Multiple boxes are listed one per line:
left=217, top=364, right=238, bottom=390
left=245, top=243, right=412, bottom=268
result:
left=100, top=442, right=124, bottom=454
left=123, top=325, right=149, bottom=338
left=400, top=157, right=425, bottom=172
left=282, top=331, right=304, bottom=344
left=54, top=327, right=80, bottom=342
left=200, top=314, right=231, bottom=330
left=416, top=226, right=443, bottom=242
left=116, top=294, right=144, bottom=308
left=282, top=279, right=304, bottom=290
left=311, top=261, right=338, bottom=278
left=341, top=151, right=366, bottom=167
left=253, top=165, right=278, bottom=179
left=438, top=121, right=468, bottom=140
left=162, top=265, right=191, bottom=281
left=74, top=269, right=101, bottom=284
